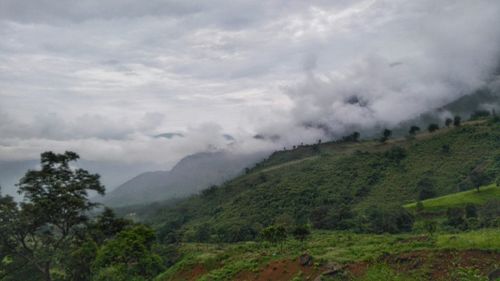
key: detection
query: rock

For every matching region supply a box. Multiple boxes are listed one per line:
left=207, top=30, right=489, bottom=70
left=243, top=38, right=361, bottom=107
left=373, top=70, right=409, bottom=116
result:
left=489, top=268, right=500, bottom=281
left=299, top=254, right=314, bottom=266
left=313, top=262, right=346, bottom=281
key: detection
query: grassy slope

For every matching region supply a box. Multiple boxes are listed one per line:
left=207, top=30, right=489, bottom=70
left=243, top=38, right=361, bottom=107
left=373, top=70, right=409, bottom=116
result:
left=156, top=190, right=500, bottom=280
left=405, top=184, right=500, bottom=212
left=155, top=229, right=500, bottom=281
left=144, top=119, right=500, bottom=237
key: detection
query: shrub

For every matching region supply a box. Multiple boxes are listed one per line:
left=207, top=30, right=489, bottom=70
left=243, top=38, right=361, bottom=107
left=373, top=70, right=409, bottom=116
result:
left=360, top=205, right=414, bottom=234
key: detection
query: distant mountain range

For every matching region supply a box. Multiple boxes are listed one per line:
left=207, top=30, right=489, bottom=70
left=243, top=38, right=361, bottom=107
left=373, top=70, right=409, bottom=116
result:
left=97, top=151, right=266, bottom=207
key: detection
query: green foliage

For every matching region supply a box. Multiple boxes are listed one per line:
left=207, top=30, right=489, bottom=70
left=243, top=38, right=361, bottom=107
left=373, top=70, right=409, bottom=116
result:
left=416, top=177, right=436, bottom=200
left=446, top=207, right=467, bottom=230
left=291, top=225, right=311, bottom=242
left=469, top=169, right=491, bottom=192
left=355, top=264, right=419, bottom=281
left=0, top=151, right=105, bottom=281
left=358, top=204, right=414, bottom=234
left=405, top=185, right=500, bottom=212
left=451, top=268, right=488, bottom=281
left=93, top=225, right=164, bottom=280
left=260, top=225, right=287, bottom=246
left=423, top=220, right=437, bottom=236
left=138, top=120, right=500, bottom=242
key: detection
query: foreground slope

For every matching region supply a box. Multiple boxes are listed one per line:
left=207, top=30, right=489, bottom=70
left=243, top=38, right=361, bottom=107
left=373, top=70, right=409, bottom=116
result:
left=155, top=229, right=500, bottom=281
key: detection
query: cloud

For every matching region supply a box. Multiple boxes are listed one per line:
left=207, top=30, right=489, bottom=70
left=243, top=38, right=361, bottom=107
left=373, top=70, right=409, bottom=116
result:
left=0, top=0, right=500, bottom=172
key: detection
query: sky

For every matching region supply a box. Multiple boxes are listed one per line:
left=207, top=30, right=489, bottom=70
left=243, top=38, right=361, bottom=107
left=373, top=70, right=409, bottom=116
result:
left=1, top=0, right=500, bottom=193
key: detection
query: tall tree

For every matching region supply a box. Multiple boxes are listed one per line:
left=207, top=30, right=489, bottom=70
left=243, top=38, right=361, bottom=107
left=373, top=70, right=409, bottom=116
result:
left=0, top=151, right=105, bottom=281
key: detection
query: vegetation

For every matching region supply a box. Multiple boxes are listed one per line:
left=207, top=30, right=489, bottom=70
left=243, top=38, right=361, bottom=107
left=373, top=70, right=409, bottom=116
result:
left=0, top=152, right=167, bottom=281
left=134, top=117, right=500, bottom=245
left=2, top=115, right=500, bottom=281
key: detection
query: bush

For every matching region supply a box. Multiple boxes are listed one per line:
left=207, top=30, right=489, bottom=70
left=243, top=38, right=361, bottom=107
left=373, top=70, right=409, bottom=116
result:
left=92, top=225, right=164, bottom=280
left=479, top=199, right=500, bottom=227
left=384, top=147, right=407, bottom=163
left=359, top=205, right=414, bottom=234
left=445, top=207, right=467, bottom=230
left=416, top=178, right=436, bottom=200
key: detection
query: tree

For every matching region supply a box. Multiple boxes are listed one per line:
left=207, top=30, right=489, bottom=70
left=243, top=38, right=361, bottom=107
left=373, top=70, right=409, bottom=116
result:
left=465, top=203, right=477, bottom=218
left=409, top=126, right=420, bottom=136
left=445, top=118, right=453, bottom=127
left=453, top=116, right=461, bottom=127
left=291, top=225, right=310, bottom=243
left=261, top=225, right=287, bottom=251
left=427, top=123, right=439, bottom=133
left=361, top=204, right=414, bottom=234
left=0, top=151, right=105, bottom=281
left=92, top=225, right=164, bottom=281
left=469, top=169, right=490, bottom=192
left=380, top=129, right=392, bottom=143
left=416, top=178, right=436, bottom=200
left=446, top=207, right=466, bottom=230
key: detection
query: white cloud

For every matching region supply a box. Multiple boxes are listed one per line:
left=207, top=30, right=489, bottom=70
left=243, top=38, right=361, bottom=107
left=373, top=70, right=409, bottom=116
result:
left=0, top=0, right=499, bottom=169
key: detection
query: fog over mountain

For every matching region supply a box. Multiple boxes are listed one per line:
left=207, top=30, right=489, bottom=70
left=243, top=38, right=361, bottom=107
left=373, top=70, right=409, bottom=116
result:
left=1, top=0, right=500, bottom=198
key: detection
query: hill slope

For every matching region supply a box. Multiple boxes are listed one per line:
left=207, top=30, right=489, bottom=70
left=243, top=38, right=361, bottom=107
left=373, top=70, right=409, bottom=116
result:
left=123, top=118, right=500, bottom=242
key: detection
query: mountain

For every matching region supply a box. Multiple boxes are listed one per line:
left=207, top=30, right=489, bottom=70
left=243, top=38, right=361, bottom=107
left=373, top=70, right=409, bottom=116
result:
left=100, top=151, right=266, bottom=207
left=121, top=116, right=500, bottom=243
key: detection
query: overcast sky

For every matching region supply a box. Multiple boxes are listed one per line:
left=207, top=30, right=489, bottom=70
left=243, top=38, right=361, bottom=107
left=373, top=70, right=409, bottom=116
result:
left=1, top=0, right=500, bottom=171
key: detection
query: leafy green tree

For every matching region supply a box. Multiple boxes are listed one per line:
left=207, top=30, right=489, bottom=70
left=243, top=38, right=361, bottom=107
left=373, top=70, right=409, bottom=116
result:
left=0, top=151, right=104, bottom=281
left=453, top=116, right=461, bottom=126
left=193, top=223, right=211, bottom=242
left=291, top=225, right=311, bottom=243
left=416, top=178, right=436, bottom=200
left=261, top=225, right=287, bottom=251
left=479, top=199, right=500, bottom=227
left=92, top=225, right=164, bottom=281
left=428, top=123, right=439, bottom=133
left=465, top=203, right=478, bottom=218
left=469, top=170, right=490, bottom=192
left=361, top=205, right=414, bottom=234
left=446, top=207, right=466, bottom=230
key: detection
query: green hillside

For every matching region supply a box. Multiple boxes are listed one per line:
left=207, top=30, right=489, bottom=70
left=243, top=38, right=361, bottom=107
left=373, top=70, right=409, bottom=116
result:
left=125, top=117, right=500, bottom=243
left=405, top=184, right=500, bottom=212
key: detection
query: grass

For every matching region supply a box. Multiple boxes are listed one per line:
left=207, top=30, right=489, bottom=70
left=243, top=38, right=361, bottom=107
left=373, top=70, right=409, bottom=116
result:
left=436, top=228, right=500, bottom=249
left=156, top=228, right=500, bottom=280
left=405, top=185, right=500, bottom=212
